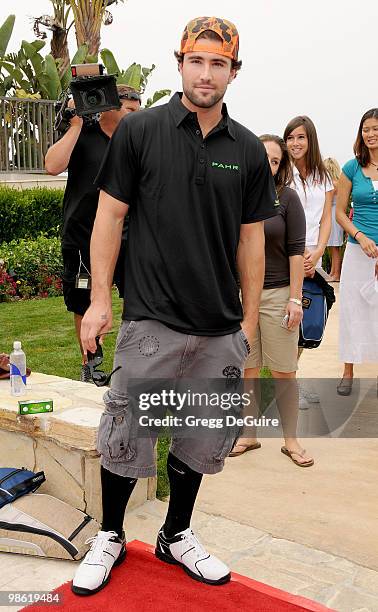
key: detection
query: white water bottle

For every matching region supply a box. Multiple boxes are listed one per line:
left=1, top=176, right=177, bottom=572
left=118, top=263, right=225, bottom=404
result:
left=10, top=341, right=27, bottom=397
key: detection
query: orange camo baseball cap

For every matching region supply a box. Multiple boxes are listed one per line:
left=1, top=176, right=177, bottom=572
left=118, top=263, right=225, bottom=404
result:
left=180, top=16, right=239, bottom=61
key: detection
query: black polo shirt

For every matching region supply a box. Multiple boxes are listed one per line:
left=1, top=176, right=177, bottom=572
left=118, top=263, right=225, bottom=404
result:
left=95, top=92, right=277, bottom=336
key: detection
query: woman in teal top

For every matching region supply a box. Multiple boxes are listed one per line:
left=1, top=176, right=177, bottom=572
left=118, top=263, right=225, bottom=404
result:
left=336, top=108, right=378, bottom=395
left=342, top=158, right=378, bottom=244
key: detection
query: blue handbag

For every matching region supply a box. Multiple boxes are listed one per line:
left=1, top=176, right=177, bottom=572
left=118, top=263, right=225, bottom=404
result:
left=299, top=278, right=329, bottom=349
left=0, top=468, right=45, bottom=509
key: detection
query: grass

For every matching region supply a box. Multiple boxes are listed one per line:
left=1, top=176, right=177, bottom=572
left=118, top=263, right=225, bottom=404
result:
left=0, top=293, right=170, bottom=498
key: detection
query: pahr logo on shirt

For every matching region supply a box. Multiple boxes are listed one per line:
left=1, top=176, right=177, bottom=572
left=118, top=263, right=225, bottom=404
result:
left=211, top=161, right=239, bottom=171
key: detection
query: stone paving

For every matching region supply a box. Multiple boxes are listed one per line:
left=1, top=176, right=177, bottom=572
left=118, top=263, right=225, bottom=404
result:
left=1, top=500, right=378, bottom=611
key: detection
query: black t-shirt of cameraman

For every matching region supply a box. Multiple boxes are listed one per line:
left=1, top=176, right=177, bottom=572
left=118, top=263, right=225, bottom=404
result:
left=45, top=85, right=141, bottom=382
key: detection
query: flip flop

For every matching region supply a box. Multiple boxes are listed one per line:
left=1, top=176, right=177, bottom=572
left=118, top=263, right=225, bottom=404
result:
left=281, top=446, right=314, bottom=468
left=229, top=442, right=261, bottom=457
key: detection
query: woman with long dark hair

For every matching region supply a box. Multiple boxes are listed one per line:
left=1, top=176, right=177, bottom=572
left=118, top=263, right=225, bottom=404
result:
left=283, top=116, right=334, bottom=409
left=230, top=135, right=314, bottom=467
left=336, top=109, right=378, bottom=395
left=284, top=116, right=334, bottom=279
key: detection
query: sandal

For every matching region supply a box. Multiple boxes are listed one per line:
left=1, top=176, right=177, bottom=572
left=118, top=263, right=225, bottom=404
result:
left=337, top=377, right=353, bottom=396
left=281, top=446, right=314, bottom=467
left=229, top=442, right=261, bottom=457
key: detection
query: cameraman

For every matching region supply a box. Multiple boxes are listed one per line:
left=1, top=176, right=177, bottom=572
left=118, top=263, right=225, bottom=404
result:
left=45, top=85, right=141, bottom=381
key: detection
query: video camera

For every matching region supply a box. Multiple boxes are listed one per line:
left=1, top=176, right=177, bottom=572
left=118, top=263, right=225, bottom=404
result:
left=54, top=63, right=121, bottom=133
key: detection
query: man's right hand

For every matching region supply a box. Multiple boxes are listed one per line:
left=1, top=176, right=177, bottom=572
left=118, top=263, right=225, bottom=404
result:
left=67, top=98, right=83, bottom=129
left=80, top=301, right=113, bottom=356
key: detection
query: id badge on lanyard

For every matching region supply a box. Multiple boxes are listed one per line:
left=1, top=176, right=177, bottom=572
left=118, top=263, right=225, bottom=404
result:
left=75, top=250, right=91, bottom=290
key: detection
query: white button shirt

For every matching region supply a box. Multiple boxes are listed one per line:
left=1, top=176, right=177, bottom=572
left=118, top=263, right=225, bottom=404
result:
left=290, top=167, right=333, bottom=246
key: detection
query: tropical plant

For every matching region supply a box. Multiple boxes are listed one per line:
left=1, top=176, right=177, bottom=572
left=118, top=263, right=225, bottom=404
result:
left=0, top=15, right=170, bottom=106
left=32, top=1, right=126, bottom=75
left=100, top=49, right=170, bottom=104
left=0, top=15, right=63, bottom=99
left=68, top=0, right=125, bottom=57
left=33, top=1, right=73, bottom=77
left=0, top=13, right=89, bottom=100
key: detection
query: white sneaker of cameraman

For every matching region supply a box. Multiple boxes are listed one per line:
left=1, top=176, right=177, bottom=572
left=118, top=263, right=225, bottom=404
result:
left=72, top=530, right=126, bottom=596
left=155, top=526, right=231, bottom=585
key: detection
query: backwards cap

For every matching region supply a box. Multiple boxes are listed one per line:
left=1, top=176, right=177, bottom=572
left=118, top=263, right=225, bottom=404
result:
left=180, top=16, right=239, bottom=61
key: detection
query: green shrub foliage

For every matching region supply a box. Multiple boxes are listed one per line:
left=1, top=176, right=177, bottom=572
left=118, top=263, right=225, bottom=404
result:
left=0, top=187, right=64, bottom=243
left=0, top=235, right=63, bottom=298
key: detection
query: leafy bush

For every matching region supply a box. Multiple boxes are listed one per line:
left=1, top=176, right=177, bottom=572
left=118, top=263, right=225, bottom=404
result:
left=0, top=268, right=17, bottom=300
left=0, top=235, right=63, bottom=299
left=0, top=187, right=64, bottom=243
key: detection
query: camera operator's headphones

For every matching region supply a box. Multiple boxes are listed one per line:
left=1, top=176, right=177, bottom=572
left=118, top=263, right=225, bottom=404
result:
left=119, top=91, right=141, bottom=103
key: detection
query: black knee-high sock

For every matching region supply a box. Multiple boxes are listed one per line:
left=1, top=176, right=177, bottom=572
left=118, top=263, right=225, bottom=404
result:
left=101, top=465, right=137, bottom=539
left=163, top=453, right=203, bottom=538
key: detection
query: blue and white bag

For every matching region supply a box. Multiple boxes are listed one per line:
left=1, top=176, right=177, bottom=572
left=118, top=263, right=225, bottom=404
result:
left=0, top=468, right=45, bottom=509
left=299, top=278, right=328, bottom=349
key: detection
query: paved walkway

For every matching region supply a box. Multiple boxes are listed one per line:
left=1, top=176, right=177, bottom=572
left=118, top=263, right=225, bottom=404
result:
left=1, top=284, right=378, bottom=611
left=1, top=500, right=378, bottom=611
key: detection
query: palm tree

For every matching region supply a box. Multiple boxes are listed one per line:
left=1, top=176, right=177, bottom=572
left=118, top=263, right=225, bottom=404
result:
left=33, top=1, right=72, bottom=76
left=33, top=1, right=123, bottom=75
left=68, top=0, right=124, bottom=58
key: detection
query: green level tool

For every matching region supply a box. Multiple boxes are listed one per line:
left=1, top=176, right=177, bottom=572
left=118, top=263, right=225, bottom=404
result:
left=18, top=399, right=54, bottom=415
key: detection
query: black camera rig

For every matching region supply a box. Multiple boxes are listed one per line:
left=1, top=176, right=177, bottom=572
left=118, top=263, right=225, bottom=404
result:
left=54, top=63, right=121, bottom=133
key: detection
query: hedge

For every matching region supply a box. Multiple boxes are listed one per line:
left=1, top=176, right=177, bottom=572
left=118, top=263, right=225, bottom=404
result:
left=0, top=187, right=64, bottom=243
left=0, top=235, right=63, bottom=299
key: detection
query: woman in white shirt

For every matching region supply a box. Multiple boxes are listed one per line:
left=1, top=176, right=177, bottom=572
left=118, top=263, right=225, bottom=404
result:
left=284, top=116, right=334, bottom=278
left=284, top=116, right=334, bottom=409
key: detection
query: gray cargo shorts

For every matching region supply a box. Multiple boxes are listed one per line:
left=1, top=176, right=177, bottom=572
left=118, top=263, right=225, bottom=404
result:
left=97, top=319, right=250, bottom=478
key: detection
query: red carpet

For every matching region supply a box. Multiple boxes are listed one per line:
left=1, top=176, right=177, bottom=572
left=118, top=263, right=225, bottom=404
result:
left=24, top=540, right=333, bottom=612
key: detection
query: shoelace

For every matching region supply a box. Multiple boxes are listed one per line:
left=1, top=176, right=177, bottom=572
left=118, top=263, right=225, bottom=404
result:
left=84, top=531, right=119, bottom=563
left=183, top=530, right=208, bottom=560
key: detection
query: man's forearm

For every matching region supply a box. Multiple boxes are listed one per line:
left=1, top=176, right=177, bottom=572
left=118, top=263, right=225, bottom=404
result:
left=90, top=194, right=126, bottom=304
left=44, top=125, right=82, bottom=175
left=237, top=223, right=265, bottom=331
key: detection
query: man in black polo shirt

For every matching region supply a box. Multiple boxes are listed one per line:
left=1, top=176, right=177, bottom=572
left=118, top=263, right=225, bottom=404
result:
left=45, top=86, right=141, bottom=382
left=73, top=17, right=277, bottom=595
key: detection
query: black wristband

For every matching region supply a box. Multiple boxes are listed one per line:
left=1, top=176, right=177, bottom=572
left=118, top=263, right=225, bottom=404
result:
left=354, top=230, right=361, bottom=240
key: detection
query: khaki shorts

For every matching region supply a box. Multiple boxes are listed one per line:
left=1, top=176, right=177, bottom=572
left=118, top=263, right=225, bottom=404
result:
left=245, top=286, right=299, bottom=373
left=97, top=319, right=249, bottom=478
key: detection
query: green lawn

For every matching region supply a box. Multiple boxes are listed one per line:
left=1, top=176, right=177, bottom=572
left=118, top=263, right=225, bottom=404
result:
left=1, top=293, right=123, bottom=379
left=0, top=293, right=170, bottom=498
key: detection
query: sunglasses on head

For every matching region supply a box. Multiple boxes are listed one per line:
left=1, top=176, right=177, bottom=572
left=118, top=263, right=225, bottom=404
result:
left=86, top=336, right=121, bottom=387
left=119, top=92, right=141, bottom=102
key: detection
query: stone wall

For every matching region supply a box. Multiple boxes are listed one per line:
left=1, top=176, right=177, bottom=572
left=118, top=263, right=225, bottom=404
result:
left=0, top=173, right=67, bottom=190
left=0, top=373, right=156, bottom=522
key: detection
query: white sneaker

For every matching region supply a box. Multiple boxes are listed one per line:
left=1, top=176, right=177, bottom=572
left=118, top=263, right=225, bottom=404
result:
left=71, top=530, right=126, bottom=596
left=155, top=526, right=230, bottom=585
